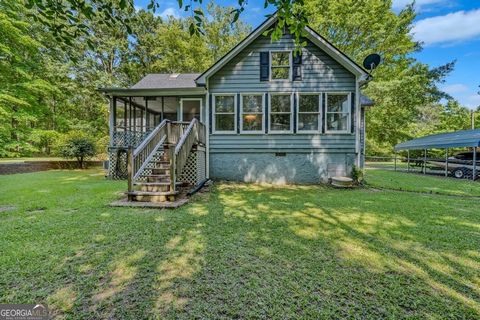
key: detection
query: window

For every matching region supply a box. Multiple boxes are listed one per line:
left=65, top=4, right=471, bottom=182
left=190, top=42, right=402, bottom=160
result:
left=213, top=94, right=236, bottom=133
left=326, top=93, right=350, bottom=133
left=269, top=93, right=293, bottom=132
left=297, top=94, right=320, bottom=132
left=270, top=51, right=291, bottom=80
left=241, top=94, right=264, bottom=133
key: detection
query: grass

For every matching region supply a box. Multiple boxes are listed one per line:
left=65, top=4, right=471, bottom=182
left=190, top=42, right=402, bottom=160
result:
left=1, top=170, right=479, bottom=319
left=366, top=168, right=480, bottom=197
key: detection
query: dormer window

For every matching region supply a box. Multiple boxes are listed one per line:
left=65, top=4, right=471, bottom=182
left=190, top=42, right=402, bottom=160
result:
left=270, top=51, right=291, bottom=80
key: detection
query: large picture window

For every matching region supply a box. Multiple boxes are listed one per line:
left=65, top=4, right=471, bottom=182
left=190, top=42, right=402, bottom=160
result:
left=326, top=93, right=350, bottom=133
left=213, top=94, right=236, bottom=133
left=269, top=93, right=293, bottom=132
left=297, top=94, right=320, bottom=132
left=241, top=94, right=264, bottom=133
left=270, top=51, right=291, bottom=80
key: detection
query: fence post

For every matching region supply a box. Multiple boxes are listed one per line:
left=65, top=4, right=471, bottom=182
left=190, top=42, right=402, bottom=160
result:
left=445, top=148, right=448, bottom=177
left=473, top=147, right=477, bottom=181
left=407, top=150, right=410, bottom=172
left=394, top=153, right=397, bottom=171
left=423, top=149, right=427, bottom=174
left=127, top=146, right=133, bottom=193
left=169, top=147, right=176, bottom=193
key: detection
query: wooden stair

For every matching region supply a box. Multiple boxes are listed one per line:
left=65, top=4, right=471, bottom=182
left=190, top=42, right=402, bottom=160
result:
left=126, top=119, right=206, bottom=204
left=127, top=149, right=179, bottom=202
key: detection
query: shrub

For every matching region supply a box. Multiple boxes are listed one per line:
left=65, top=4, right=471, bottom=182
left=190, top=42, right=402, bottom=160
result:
left=351, top=164, right=364, bottom=184
left=59, top=134, right=96, bottom=168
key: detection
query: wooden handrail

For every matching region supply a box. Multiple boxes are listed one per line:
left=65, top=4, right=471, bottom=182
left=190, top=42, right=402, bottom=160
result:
left=128, top=120, right=168, bottom=190
left=127, top=118, right=206, bottom=194
left=174, top=118, right=206, bottom=179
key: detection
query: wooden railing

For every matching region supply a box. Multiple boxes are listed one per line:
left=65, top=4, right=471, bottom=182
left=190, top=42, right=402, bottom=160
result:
left=127, top=119, right=168, bottom=192
left=174, top=118, right=206, bottom=178
left=127, top=118, right=206, bottom=194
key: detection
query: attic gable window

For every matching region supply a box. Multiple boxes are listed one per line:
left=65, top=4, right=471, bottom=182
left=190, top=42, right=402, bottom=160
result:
left=270, top=51, right=291, bottom=80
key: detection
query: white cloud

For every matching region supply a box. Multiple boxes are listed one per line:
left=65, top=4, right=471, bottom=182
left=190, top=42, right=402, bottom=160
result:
left=412, top=9, right=480, bottom=46
left=441, top=83, right=469, bottom=95
left=392, top=0, right=445, bottom=11
left=463, top=94, right=480, bottom=109
left=159, top=7, right=180, bottom=19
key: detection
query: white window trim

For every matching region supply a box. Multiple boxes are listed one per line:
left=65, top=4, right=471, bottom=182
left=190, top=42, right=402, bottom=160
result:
left=268, top=92, right=294, bottom=134
left=240, top=93, right=265, bottom=134
left=269, top=50, right=292, bottom=81
left=179, top=98, right=203, bottom=122
left=212, top=93, right=237, bottom=134
left=325, top=92, right=351, bottom=134
left=296, top=92, right=322, bottom=134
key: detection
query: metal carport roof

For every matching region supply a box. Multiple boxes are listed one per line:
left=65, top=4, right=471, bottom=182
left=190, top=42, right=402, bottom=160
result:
left=395, top=129, right=480, bottom=151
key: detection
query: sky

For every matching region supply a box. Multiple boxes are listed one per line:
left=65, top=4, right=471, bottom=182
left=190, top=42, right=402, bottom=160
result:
left=134, top=0, right=480, bottom=109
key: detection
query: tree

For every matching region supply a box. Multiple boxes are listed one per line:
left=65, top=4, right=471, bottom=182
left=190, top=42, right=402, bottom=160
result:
left=59, top=134, right=97, bottom=168
left=23, top=0, right=308, bottom=50
left=304, top=0, right=455, bottom=155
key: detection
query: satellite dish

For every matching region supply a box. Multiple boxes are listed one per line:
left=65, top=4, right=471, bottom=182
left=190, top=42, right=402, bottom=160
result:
left=363, top=53, right=381, bottom=71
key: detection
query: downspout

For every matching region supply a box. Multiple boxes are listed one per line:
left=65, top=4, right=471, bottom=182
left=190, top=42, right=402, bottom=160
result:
left=357, top=74, right=373, bottom=169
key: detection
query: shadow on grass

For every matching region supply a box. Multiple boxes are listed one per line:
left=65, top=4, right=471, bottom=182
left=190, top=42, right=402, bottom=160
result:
left=1, top=175, right=479, bottom=318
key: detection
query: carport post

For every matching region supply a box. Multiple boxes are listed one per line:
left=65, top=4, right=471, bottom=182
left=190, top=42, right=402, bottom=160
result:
left=423, top=149, right=427, bottom=174
left=407, top=150, right=410, bottom=172
left=473, top=147, right=477, bottom=181
left=445, top=148, right=448, bottom=177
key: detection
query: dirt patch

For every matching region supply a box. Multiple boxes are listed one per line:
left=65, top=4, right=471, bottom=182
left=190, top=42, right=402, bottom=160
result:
left=0, top=206, right=16, bottom=212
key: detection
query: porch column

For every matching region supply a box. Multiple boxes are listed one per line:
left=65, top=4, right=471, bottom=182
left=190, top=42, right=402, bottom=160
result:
left=109, top=96, right=116, bottom=146
left=144, top=97, right=148, bottom=132
left=140, top=100, right=144, bottom=133
left=161, top=97, right=165, bottom=121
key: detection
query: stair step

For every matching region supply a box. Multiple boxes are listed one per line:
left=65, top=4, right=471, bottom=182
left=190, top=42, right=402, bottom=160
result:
left=152, top=160, right=170, bottom=164
left=127, top=191, right=179, bottom=196
left=140, top=174, right=170, bottom=178
left=134, top=182, right=182, bottom=186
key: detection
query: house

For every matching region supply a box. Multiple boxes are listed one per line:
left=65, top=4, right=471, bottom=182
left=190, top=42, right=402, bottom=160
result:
left=100, top=14, right=373, bottom=203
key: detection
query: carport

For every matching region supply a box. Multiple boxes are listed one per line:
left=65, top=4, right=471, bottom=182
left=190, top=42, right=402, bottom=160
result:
left=394, top=129, right=480, bottom=180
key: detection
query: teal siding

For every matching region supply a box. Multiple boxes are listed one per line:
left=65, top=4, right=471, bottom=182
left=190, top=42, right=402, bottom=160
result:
left=208, top=34, right=355, bottom=93
left=210, top=135, right=355, bottom=153
left=207, top=32, right=357, bottom=154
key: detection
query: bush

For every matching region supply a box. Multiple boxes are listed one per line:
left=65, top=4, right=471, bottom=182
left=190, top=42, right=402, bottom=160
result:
left=351, top=165, right=364, bottom=184
left=59, top=134, right=96, bottom=168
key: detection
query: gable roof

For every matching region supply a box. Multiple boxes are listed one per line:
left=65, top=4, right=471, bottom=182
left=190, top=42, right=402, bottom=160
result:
left=195, top=13, right=368, bottom=85
left=132, top=73, right=200, bottom=89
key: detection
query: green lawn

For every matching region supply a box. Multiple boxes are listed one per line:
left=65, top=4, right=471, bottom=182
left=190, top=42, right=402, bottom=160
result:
left=1, top=170, right=479, bottom=319
left=366, top=168, right=480, bottom=197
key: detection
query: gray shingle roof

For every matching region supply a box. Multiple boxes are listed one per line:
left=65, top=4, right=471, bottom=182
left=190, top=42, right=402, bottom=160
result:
left=131, top=73, right=201, bottom=89
left=360, top=94, right=374, bottom=106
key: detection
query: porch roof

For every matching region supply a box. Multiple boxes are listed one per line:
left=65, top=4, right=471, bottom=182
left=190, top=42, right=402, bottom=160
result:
left=98, top=87, right=206, bottom=96
left=132, top=73, right=201, bottom=89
